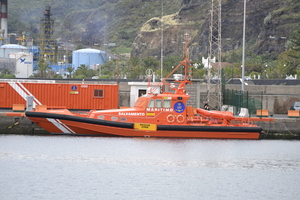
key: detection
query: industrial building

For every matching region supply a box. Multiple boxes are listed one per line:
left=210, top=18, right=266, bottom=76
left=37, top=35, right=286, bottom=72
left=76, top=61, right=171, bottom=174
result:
left=1, top=0, right=7, bottom=39
left=0, top=43, right=33, bottom=78
left=9, top=52, right=33, bottom=78
left=0, top=2, right=107, bottom=78
left=39, top=5, right=57, bottom=64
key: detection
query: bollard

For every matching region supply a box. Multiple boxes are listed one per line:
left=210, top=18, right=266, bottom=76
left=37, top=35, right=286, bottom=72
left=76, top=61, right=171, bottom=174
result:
left=26, top=96, right=34, bottom=111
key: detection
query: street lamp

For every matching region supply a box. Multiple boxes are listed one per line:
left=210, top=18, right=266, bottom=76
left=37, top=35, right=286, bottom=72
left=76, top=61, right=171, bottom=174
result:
left=96, top=64, right=101, bottom=78
left=241, top=0, right=246, bottom=91
left=265, top=64, right=269, bottom=79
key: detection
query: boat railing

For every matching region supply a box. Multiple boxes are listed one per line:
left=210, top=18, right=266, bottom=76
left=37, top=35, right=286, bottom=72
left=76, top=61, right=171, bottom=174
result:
left=73, top=111, right=89, bottom=116
left=47, top=106, right=67, bottom=109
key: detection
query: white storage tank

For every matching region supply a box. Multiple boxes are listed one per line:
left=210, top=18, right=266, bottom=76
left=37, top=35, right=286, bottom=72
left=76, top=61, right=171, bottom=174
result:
left=0, top=44, right=30, bottom=58
left=72, top=48, right=107, bottom=70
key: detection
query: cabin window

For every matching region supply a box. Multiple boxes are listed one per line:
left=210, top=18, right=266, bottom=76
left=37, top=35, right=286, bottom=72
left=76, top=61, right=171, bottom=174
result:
left=148, top=99, right=155, bottom=108
left=139, top=89, right=146, bottom=97
left=120, top=117, right=127, bottom=122
left=94, top=89, right=104, bottom=98
left=111, top=116, right=118, bottom=121
left=98, top=115, right=105, bottom=120
left=164, top=100, right=171, bottom=108
left=156, top=99, right=162, bottom=108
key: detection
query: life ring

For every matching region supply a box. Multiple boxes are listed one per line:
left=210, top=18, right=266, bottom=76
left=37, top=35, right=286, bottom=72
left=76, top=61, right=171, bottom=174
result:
left=177, top=115, right=185, bottom=123
left=166, top=114, right=175, bottom=123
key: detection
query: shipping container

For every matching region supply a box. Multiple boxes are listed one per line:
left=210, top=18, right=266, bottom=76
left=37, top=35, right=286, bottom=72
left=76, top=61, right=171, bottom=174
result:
left=0, top=81, right=119, bottom=110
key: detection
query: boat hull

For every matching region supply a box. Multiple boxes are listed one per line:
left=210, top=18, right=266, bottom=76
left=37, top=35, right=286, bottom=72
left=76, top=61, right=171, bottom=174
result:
left=26, top=111, right=262, bottom=139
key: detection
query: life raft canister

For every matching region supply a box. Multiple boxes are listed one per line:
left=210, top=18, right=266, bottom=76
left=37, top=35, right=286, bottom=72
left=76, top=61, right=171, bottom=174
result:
left=176, top=115, right=185, bottom=123
left=166, top=114, right=175, bottom=123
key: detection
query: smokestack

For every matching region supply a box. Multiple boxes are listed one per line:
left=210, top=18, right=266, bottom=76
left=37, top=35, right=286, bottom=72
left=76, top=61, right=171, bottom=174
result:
left=1, top=0, right=8, bottom=38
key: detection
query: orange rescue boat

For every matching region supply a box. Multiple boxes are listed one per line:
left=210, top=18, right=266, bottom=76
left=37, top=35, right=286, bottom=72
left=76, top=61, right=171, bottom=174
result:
left=26, top=34, right=273, bottom=139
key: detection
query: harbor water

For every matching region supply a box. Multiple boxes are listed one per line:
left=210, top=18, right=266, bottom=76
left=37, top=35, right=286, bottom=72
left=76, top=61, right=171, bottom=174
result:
left=1, top=135, right=299, bottom=200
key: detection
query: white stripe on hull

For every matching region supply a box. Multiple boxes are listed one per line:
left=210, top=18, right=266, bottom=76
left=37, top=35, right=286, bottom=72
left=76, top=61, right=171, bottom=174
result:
left=47, top=118, right=75, bottom=134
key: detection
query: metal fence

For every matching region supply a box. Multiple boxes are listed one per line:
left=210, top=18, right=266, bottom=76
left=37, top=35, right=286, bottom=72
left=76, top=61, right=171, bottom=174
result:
left=223, top=89, right=264, bottom=115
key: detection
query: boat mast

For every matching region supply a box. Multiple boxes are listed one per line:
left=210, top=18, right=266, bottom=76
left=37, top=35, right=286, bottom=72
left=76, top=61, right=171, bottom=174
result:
left=150, top=34, right=191, bottom=94
left=182, top=33, right=192, bottom=82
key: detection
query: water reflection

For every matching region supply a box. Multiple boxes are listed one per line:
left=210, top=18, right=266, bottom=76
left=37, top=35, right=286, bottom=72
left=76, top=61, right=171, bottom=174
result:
left=0, top=135, right=299, bottom=200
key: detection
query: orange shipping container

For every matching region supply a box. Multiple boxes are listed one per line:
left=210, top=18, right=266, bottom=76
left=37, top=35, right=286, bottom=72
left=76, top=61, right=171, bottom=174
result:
left=0, top=82, right=119, bottom=110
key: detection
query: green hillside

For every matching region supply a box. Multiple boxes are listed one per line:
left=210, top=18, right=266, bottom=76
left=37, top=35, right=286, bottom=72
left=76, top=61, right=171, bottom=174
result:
left=8, top=0, right=182, bottom=53
left=4, top=0, right=300, bottom=80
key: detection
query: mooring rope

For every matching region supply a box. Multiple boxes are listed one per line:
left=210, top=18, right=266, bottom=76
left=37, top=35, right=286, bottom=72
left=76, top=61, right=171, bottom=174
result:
left=7, top=116, right=24, bottom=129
left=261, top=121, right=271, bottom=139
left=281, top=122, right=294, bottom=135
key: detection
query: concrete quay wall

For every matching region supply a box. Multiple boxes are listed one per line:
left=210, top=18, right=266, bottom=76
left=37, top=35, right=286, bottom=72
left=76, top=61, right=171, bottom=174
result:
left=225, top=85, right=300, bottom=114
left=0, top=114, right=50, bottom=135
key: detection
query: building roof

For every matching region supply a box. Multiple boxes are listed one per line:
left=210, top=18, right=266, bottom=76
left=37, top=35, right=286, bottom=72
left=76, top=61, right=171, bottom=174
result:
left=0, top=44, right=28, bottom=50
left=74, top=48, right=106, bottom=54
left=227, top=78, right=300, bottom=85
left=252, top=79, right=300, bottom=85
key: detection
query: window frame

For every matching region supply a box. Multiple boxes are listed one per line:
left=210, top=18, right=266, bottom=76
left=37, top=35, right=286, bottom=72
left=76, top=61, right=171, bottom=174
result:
left=156, top=99, right=162, bottom=108
left=94, top=89, right=104, bottom=98
left=164, top=99, right=171, bottom=108
left=148, top=99, right=155, bottom=108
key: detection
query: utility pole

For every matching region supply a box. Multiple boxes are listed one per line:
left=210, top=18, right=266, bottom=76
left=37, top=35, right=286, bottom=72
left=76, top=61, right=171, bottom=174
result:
left=241, top=0, right=247, bottom=91
left=207, top=0, right=222, bottom=110
left=160, top=0, right=164, bottom=80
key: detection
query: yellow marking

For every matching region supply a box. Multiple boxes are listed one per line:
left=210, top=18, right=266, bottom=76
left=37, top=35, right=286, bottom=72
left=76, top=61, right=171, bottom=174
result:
left=134, top=123, right=157, bottom=131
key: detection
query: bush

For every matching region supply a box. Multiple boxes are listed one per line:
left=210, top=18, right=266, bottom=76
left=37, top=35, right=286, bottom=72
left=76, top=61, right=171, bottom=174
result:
left=73, top=75, right=85, bottom=79
left=2, top=74, right=16, bottom=78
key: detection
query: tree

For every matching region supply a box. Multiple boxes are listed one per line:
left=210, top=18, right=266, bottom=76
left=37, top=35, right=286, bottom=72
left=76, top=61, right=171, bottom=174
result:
left=66, top=66, right=75, bottom=78
left=97, top=60, right=119, bottom=78
left=74, top=64, right=97, bottom=79
left=223, top=65, right=235, bottom=81
left=273, top=31, right=300, bottom=78
left=0, top=69, right=16, bottom=78
left=141, top=56, right=159, bottom=70
left=276, top=50, right=299, bottom=77
left=35, top=59, right=52, bottom=78
left=162, top=55, right=183, bottom=78
left=222, top=49, right=242, bottom=63
left=286, top=30, right=300, bottom=69
left=118, top=61, right=130, bottom=79
left=247, top=55, right=263, bottom=70
left=128, top=57, right=142, bottom=79
left=245, top=55, right=279, bottom=79
left=289, top=30, right=300, bottom=53
left=75, top=64, right=89, bottom=78
left=193, top=68, right=206, bottom=79
left=2, top=68, right=11, bottom=75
